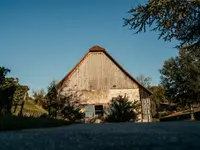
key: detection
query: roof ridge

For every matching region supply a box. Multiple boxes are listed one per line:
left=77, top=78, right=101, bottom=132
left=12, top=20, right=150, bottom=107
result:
left=89, top=45, right=105, bottom=51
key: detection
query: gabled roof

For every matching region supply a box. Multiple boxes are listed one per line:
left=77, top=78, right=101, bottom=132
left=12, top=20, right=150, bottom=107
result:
left=57, top=45, right=152, bottom=94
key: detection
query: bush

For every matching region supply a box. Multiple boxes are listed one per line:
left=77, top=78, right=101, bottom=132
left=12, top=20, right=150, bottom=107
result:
left=0, top=115, right=71, bottom=131
left=60, top=105, right=84, bottom=122
left=105, top=95, right=139, bottom=122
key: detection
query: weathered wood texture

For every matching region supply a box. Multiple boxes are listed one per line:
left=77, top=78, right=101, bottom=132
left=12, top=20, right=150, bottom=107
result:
left=140, top=88, right=152, bottom=122
left=77, top=89, right=140, bottom=105
left=61, top=52, right=138, bottom=92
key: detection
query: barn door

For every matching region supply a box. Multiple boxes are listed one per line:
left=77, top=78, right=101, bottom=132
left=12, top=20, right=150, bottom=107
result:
left=142, top=98, right=151, bottom=122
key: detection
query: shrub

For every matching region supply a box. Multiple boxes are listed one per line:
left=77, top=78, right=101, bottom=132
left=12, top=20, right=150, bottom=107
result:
left=60, top=101, right=84, bottom=122
left=105, top=95, right=139, bottom=122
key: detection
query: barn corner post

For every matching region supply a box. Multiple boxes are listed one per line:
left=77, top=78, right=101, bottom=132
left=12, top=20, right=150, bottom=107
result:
left=148, top=93, right=152, bottom=122
left=139, top=87, right=152, bottom=123
left=139, top=88, right=143, bottom=123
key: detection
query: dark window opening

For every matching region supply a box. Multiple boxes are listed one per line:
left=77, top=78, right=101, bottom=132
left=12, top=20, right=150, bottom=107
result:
left=95, top=105, right=104, bottom=117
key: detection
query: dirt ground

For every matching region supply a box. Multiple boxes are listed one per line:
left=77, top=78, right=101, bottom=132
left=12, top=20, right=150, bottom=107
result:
left=0, top=121, right=200, bottom=150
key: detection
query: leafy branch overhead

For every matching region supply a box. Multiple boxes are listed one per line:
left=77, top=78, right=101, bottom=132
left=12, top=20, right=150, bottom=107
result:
left=124, top=0, right=200, bottom=49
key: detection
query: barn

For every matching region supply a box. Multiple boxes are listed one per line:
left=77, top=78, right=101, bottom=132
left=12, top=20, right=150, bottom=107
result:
left=57, top=46, right=152, bottom=122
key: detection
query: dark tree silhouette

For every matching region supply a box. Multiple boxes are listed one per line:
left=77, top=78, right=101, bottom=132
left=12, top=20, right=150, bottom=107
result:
left=124, top=0, right=200, bottom=50
left=106, top=95, right=139, bottom=122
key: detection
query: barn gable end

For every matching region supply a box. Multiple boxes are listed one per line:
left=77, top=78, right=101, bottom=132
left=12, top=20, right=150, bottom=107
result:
left=57, top=46, right=152, bottom=122
left=57, top=46, right=151, bottom=94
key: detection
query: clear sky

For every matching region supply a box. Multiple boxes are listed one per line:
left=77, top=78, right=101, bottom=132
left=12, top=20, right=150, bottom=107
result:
left=0, top=0, right=178, bottom=93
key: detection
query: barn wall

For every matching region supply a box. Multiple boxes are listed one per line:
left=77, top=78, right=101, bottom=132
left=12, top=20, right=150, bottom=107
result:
left=58, top=50, right=151, bottom=122
left=61, top=51, right=138, bottom=93
left=140, top=88, right=152, bottom=122
left=78, top=89, right=140, bottom=104
left=108, top=89, right=140, bottom=103
left=76, top=88, right=142, bottom=122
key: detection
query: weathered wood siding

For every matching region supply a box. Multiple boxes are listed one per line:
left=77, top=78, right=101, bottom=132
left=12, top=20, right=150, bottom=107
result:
left=140, top=88, right=152, bottom=122
left=61, top=51, right=138, bottom=92
left=108, top=89, right=140, bottom=102
left=78, top=89, right=140, bottom=104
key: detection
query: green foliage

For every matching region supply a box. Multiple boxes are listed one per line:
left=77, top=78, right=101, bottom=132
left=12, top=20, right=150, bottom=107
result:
left=32, top=89, right=46, bottom=106
left=105, top=95, right=139, bottom=122
left=160, top=49, right=200, bottom=119
left=149, top=86, right=166, bottom=103
left=13, top=85, right=29, bottom=105
left=45, top=80, right=60, bottom=117
left=0, top=67, right=29, bottom=115
left=0, top=66, right=10, bottom=84
left=0, top=115, right=70, bottom=131
left=148, top=85, right=167, bottom=117
left=45, top=81, right=84, bottom=122
left=10, top=81, right=29, bottom=116
left=124, top=0, right=200, bottom=49
left=12, top=100, right=48, bottom=117
left=0, top=77, right=18, bottom=90
left=61, top=106, right=84, bottom=122
left=59, top=95, right=84, bottom=122
left=0, top=77, right=17, bottom=114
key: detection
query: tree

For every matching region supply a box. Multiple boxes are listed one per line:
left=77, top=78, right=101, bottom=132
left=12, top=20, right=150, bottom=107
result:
left=0, top=68, right=15, bottom=114
left=45, top=80, right=84, bottom=121
left=32, top=89, right=46, bottom=106
left=0, top=66, right=10, bottom=85
left=148, top=85, right=167, bottom=118
left=124, top=0, right=200, bottom=50
left=12, top=84, right=29, bottom=115
left=0, top=67, right=10, bottom=78
left=58, top=87, right=85, bottom=122
left=0, top=77, right=17, bottom=114
left=59, top=94, right=84, bottom=122
left=45, top=80, right=60, bottom=117
left=105, top=95, right=139, bottom=122
left=136, top=74, right=152, bottom=87
left=160, top=49, right=200, bottom=120
left=0, top=67, right=29, bottom=115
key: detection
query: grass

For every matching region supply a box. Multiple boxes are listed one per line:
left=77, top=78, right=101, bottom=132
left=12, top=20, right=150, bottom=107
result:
left=0, top=115, right=71, bottom=131
left=12, top=100, right=48, bottom=117
left=0, top=100, right=71, bottom=131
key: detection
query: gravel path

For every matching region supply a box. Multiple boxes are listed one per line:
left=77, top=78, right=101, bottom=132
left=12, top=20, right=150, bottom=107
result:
left=0, top=122, right=200, bottom=150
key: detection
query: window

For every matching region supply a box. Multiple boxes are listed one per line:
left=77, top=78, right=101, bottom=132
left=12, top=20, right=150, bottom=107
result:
left=95, top=105, right=104, bottom=117
left=84, top=105, right=104, bottom=117
left=84, top=105, right=95, bottom=117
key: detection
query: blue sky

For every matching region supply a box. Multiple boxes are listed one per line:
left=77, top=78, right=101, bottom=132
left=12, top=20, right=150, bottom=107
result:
left=0, top=0, right=178, bottom=93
